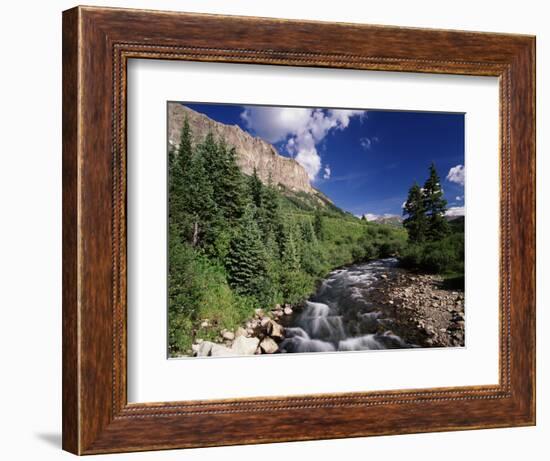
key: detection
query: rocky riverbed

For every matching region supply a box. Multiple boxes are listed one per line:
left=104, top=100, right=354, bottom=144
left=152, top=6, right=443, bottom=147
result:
left=190, top=259, right=465, bottom=357
left=368, top=271, right=465, bottom=348
left=191, top=305, right=294, bottom=357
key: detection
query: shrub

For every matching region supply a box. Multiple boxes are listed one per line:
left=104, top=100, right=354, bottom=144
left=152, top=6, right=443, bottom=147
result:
left=400, top=233, right=464, bottom=274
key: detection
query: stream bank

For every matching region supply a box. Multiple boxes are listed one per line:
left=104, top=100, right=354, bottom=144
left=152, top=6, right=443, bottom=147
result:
left=190, top=258, right=465, bottom=357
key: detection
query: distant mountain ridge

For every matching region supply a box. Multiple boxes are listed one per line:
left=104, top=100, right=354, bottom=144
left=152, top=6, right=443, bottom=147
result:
left=168, top=103, right=315, bottom=195
left=362, top=214, right=403, bottom=226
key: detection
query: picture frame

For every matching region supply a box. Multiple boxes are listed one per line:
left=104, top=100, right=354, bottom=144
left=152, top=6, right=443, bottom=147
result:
left=62, top=5, right=535, bottom=455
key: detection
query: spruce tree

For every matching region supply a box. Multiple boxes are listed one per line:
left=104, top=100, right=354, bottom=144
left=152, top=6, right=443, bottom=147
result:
left=313, top=208, right=325, bottom=241
left=280, top=224, right=302, bottom=274
left=176, top=117, right=193, bottom=170
left=422, top=163, right=449, bottom=240
left=225, top=204, right=268, bottom=298
left=182, top=148, right=217, bottom=248
left=261, top=173, right=282, bottom=240
left=248, top=167, right=263, bottom=209
left=220, top=146, right=246, bottom=223
left=403, top=182, right=427, bottom=243
left=301, top=219, right=317, bottom=245
left=169, top=118, right=193, bottom=241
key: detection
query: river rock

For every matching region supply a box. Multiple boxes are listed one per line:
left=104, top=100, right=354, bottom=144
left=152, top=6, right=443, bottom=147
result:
left=211, top=344, right=237, bottom=357
left=221, top=330, right=235, bottom=341
left=231, top=336, right=259, bottom=355
left=260, top=337, right=279, bottom=354
left=235, top=327, right=248, bottom=337
left=283, top=306, right=293, bottom=315
left=267, top=320, right=284, bottom=339
left=196, top=341, right=214, bottom=357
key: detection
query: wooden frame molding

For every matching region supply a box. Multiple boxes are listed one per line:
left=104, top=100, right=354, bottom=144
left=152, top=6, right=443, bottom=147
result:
left=62, top=5, right=536, bottom=455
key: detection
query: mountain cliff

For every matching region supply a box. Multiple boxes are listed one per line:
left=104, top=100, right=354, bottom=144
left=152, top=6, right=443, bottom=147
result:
left=168, top=103, right=315, bottom=195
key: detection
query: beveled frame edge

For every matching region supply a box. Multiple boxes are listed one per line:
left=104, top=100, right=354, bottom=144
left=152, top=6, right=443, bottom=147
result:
left=62, top=5, right=535, bottom=455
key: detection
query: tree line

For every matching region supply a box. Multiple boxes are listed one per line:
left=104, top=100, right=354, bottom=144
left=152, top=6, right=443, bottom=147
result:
left=401, top=163, right=464, bottom=277
left=169, top=118, right=324, bottom=307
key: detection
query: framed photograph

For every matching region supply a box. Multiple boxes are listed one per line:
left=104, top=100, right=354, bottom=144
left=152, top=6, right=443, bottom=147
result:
left=62, top=6, right=535, bottom=455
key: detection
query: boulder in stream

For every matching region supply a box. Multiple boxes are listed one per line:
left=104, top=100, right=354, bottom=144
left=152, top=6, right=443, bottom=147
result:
left=231, top=336, right=260, bottom=355
left=260, top=337, right=279, bottom=354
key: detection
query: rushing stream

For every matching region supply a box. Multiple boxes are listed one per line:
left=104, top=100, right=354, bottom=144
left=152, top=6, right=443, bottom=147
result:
left=279, top=258, right=414, bottom=353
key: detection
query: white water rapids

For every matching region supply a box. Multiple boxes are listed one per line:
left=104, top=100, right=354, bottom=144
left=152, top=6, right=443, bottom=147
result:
left=279, top=258, right=413, bottom=353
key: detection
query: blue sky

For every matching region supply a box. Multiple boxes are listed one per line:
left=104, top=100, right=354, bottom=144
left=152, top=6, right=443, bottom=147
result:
left=183, top=102, right=465, bottom=218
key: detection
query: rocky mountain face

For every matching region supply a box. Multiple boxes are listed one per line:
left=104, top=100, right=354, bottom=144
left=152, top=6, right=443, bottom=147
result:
left=168, top=103, right=315, bottom=194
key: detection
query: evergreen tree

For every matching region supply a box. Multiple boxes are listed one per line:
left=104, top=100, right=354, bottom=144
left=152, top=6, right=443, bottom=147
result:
left=281, top=225, right=301, bottom=272
left=403, top=182, right=427, bottom=243
left=279, top=224, right=305, bottom=302
left=169, top=118, right=193, bottom=241
left=422, top=163, right=449, bottom=240
left=313, top=208, right=325, bottom=240
left=192, top=133, right=236, bottom=258
left=248, top=167, right=263, bottom=209
left=219, top=146, right=247, bottom=223
left=225, top=204, right=268, bottom=298
left=301, top=219, right=317, bottom=245
left=182, top=149, right=217, bottom=248
left=196, top=132, right=222, bottom=201
left=261, top=173, right=282, bottom=240
left=176, top=117, right=193, bottom=170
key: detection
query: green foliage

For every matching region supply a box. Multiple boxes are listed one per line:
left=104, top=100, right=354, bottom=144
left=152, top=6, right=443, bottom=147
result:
left=168, top=233, right=255, bottom=355
left=400, top=162, right=462, bottom=277
left=226, top=204, right=269, bottom=298
left=400, top=231, right=464, bottom=274
left=313, top=208, right=325, bottom=241
left=403, top=163, right=450, bottom=243
left=423, top=163, right=450, bottom=240
left=403, top=182, right=427, bottom=243
left=248, top=167, right=263, bottom=209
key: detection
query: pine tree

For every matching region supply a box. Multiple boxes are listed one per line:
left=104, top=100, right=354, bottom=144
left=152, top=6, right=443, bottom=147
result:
left=279, top=223, right=313, bottom=303
left=225, top=204, right=268, bottom=298
left=313, top=208, right=325, bottom=241
left=182, top=148, right=217, bottom=248
left=403, top=182, right=427, bottom=243
left=422, top=163, right=449, bottom=240
left=261, top=173, right=282, bottom=240
left=300, top=219, right=317, bottom=245
left=248, top=167, right=263, bottom=209
left=282, top=225, right=302, bottom=273
left=176, top=117, right=193, bottom=170
left=219, top=146, right=247, bottom=223
left=169, top=117, right=193, bottom=241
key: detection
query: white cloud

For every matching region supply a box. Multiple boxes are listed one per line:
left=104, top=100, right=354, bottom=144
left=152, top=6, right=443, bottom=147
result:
left=455, top=195, right=464, bottom=201
left=323, top=165, right=331, bottom=180
left=445, top=206, right=465, bottom=217
left=446, top=164, right=465, bottom=186
left=241, top=106, right=365, bottom=179
left=360, top=137, right=372, bottom=150
left=360, top=135, right=379, bottom=151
